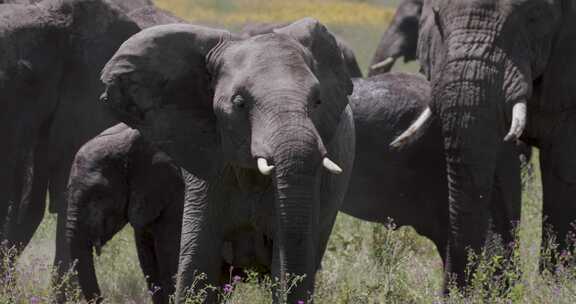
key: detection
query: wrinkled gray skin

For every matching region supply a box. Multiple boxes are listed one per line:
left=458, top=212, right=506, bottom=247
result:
left=344, top=72, right=524, bottom=276
left=101, top=19, right=355, bottom=303
left=239, top=22, right=363, bottom=78
left=344, top=72, right=449, bottom=260
left=409, top=0, right=576, bottom=289
left=0, top=0, right=180, bottom=296
left=369, top=0, right=534, bottom=164
left=67, top=123, right=183, bottom=304
left=368, top=0, right=423, bottom=75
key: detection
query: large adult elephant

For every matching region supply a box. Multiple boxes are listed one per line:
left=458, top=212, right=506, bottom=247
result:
left=100, top=19, right=355, bottom=303
left=0, top=0, right=179, bottom=290
left=393, top=0, right=576, bottom=288
left=239, top=22, right=364, bottom=78
left=344, top=72, right=522, bottom=280
left=368, top=0, right=423, bottom=75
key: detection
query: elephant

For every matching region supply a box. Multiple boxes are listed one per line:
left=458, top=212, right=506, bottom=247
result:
left=344, top=71, right=525, bottom=277
left=66, top=123, right=184, bottom=304
left=238, top=22, right=364, bottom=78
left=392, top=0, right=576, bottom=289
left=0, top=0, right=181, bottom=290
left=344, top=72, right=449, bottom=261
left=368, top=0, right=423, bottom=76
left=100, top=19, right=356, bottom=303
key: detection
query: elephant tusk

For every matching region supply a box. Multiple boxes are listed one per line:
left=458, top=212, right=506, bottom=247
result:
left=370, top=57, right=395, bottom=71
left=390, top=107, right=432, bottom=148
left=323, top=157, right=343, bottom=175
left=257, top=158, right=275, bottom=176
left=504, top=101, right=527, bottom=142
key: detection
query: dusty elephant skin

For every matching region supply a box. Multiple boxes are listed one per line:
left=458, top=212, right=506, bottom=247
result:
left=395, top=0, right=576, bottom=290
left=66, top=123, right=183, bottom=303
left=101, top=19, right=355, bottom=303
left=238, top=22, right=364, bottom=78
left=0, top=0, right=181, bottom=294
left=368, top=0, right=423, bottom=76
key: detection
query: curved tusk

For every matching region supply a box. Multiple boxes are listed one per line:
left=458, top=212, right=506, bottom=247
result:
left=323, top=157, right=343, bottom=175
left=504, top=101, right=527, bottom=142
left=390, top=107, right=433, bottom=148
left=370, top=57, right=395, bottom=71
left=257, top=158, right=275, bottom=176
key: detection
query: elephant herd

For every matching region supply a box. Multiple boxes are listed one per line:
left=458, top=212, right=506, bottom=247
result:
left=0, top=0, right=575, bottom=303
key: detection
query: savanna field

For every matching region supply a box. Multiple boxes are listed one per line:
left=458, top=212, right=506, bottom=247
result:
left=5, top=0, right=576, bottom=303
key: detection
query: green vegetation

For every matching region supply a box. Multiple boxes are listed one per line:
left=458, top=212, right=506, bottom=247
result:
left=4, top=1, right=575, bottom=303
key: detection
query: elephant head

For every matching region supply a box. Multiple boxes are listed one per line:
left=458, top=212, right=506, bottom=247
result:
left=239, top=22, right=363, bottom=78
left=101, top=19, right=353, bottom=302
left=368, top=0, right=423, bottom=75
left=66, top=124, right=183, bottom=302
left=393, top=0, right=576, bottom=288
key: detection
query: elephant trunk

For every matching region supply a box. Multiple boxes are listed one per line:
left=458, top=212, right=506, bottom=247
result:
left=66, top=195, right=102, bottom=303
left=272, top=129, right=320, bottom=303
left=434, top=27, right=531, bottom=287
left=252, top=103, right=325, bottom=302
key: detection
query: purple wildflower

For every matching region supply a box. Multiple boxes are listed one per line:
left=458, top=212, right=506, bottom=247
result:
left=297, top=301, right=305, bottom=304
left=233, top=275, right=242, bottom=283
left=223, top=283, right=233, bottom=293
left=30, top=296, right=40, bottom=304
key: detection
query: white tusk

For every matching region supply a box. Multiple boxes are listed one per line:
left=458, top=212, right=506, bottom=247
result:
left=257, top=158, right=275, bottom=176
left=323, top=157, right=343, bottom=175
left=370, top=57, right=395, bottom=71
left=504, top=101, right=527, bottom=142
left=390, top=107, right=433, bottom=148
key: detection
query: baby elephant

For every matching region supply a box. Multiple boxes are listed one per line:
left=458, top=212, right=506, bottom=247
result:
left=66, top=123, right=184, bottom=304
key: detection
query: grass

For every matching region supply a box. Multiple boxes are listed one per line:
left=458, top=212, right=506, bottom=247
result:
left=6, top=0, right=576, bottom=303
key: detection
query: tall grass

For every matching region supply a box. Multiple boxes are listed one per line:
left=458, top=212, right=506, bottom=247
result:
left=7, top=1, right=576, bottom=303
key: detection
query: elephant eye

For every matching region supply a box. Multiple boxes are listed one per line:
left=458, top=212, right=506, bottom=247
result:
left=232, top=94, right=246, bottom=109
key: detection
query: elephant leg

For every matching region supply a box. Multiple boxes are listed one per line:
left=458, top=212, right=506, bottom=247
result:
left=540, top=118, right=576, bottom=271
left=4, top=127, right=50, bottom=254
left=314, top=210, right=338, bottom=271
left=489, top=141, right=522, bottom=250
left=49, top=161, right=75, bottom=302
left=484, top=141, right=522, bottom=293
left=148, top=203, right=183, bottom=304
left=175, top=170, right=223, bottom=304
left=135, top=229, right=165, bottom=304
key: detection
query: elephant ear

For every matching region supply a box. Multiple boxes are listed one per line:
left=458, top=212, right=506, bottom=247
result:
left=538, top=1, right=576, bottom=113
left=417, top=0, right=445, bottom=80
left=274, top=18, right=354, bottom=143
left=101, top=24, right=235, bottom=179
